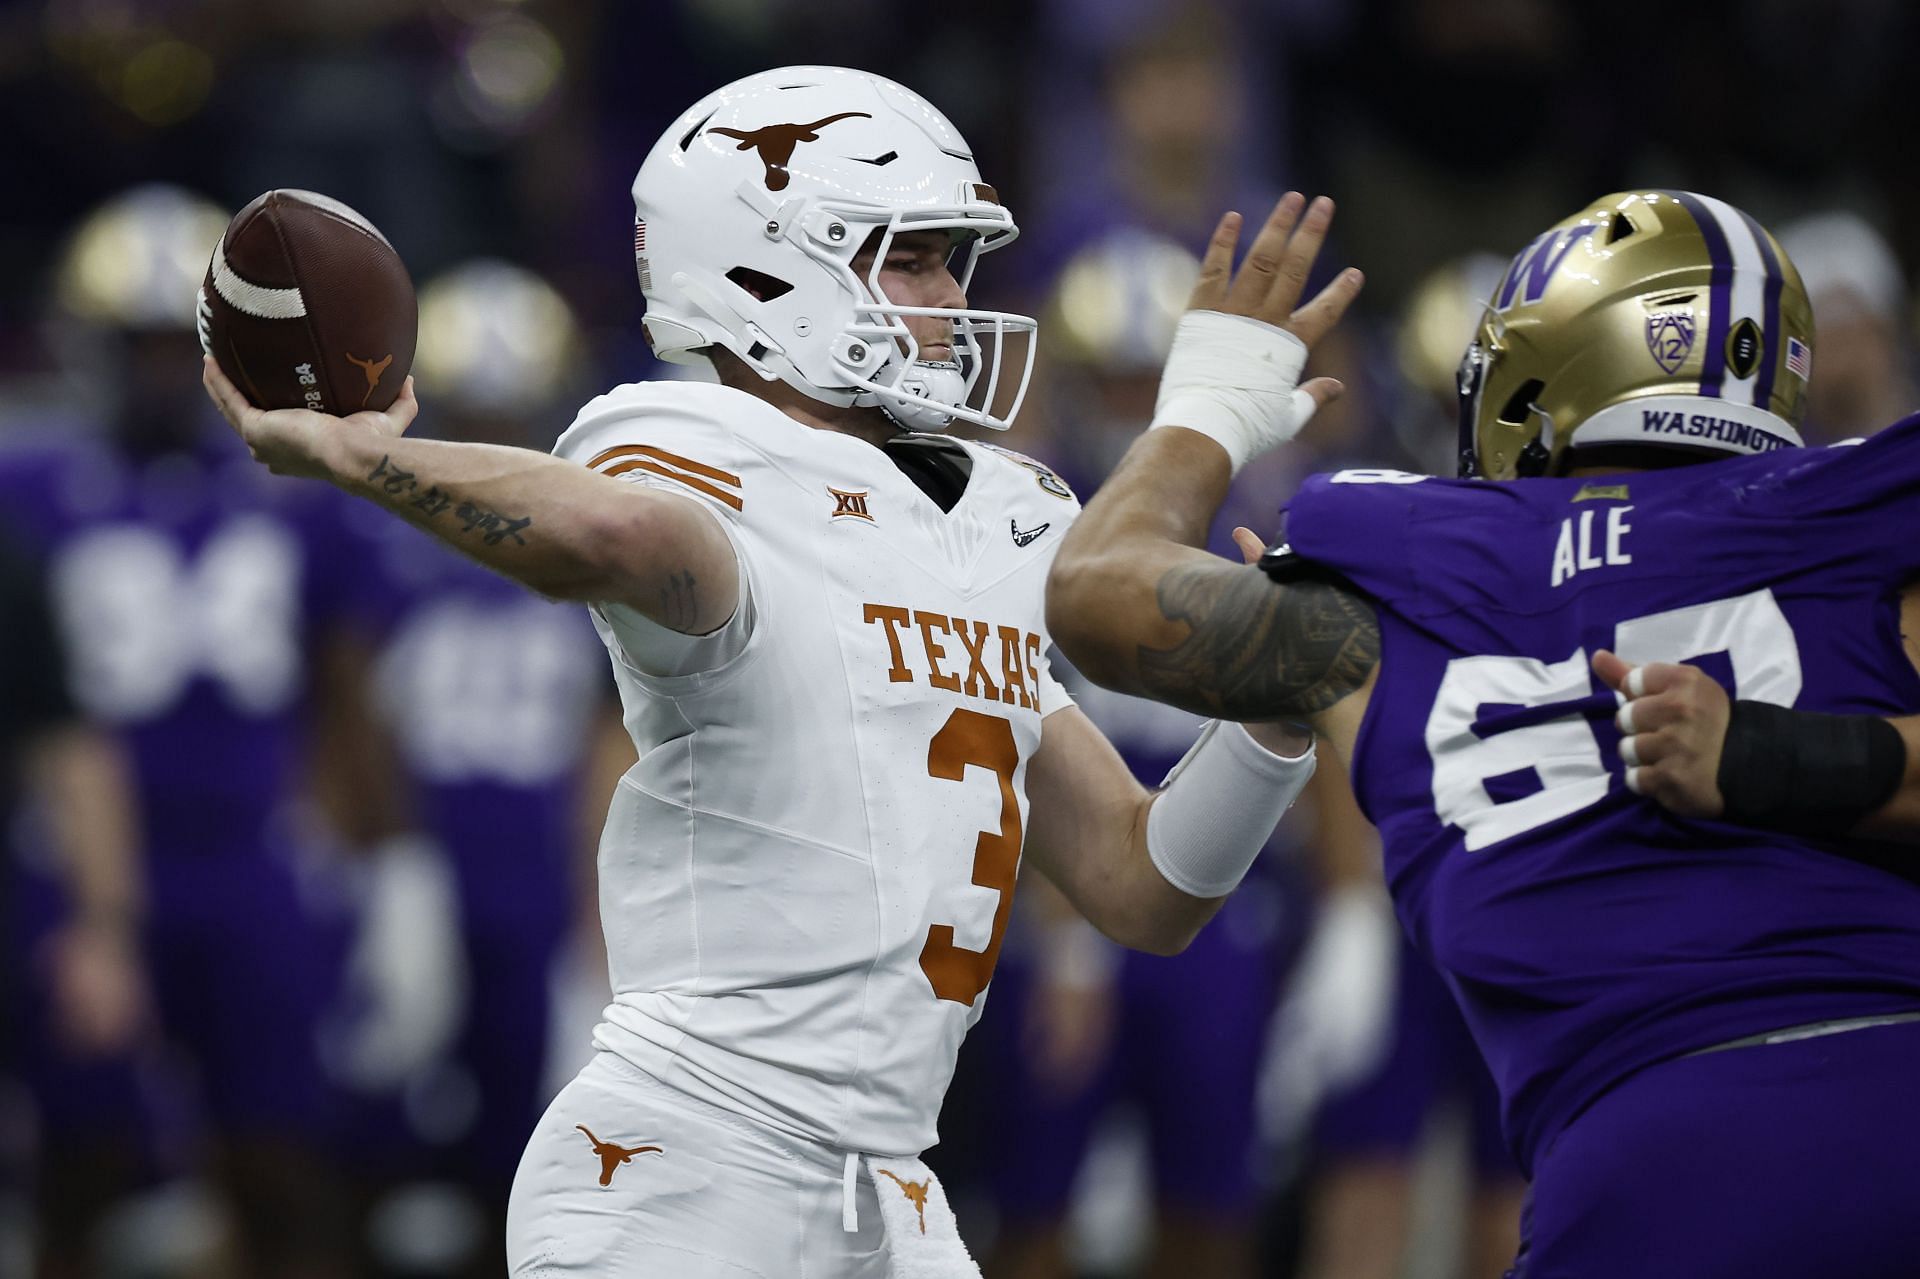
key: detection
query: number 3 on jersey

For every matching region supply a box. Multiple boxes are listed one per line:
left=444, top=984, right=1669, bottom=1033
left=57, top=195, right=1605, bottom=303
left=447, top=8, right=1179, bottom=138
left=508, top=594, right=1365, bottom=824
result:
left=1428, top=588, right=1802, bottom=850
left=920, top=708, right=1022, bottom=1006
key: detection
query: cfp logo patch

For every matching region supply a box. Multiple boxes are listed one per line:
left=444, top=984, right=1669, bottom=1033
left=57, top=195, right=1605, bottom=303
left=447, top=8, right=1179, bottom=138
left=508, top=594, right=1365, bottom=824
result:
left=1645, top=310, right=1696, bottom=374
left=1725, top=317, right=1763, bottom=380
left=830, top=486, right=874, bottom=521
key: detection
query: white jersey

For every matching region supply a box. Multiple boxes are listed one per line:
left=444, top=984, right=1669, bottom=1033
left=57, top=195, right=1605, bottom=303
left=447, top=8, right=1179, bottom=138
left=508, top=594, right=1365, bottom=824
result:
left=552, top=381, right=1079, bottom=1156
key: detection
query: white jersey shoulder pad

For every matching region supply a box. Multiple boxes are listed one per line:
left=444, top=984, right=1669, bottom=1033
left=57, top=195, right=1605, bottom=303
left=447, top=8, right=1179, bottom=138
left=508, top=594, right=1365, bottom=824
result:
left=554, top=381, right=790, bottom=517
left=962, top=439, right=1082, bottom=511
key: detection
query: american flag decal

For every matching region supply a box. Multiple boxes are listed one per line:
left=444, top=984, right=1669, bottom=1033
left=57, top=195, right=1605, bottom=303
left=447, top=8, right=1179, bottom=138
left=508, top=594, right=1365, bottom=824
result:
left=634, top=221, right=646, bottom=251
left=634, top=220, right=652, bottom=291
left=1785, top=336, right=1811, bottom=380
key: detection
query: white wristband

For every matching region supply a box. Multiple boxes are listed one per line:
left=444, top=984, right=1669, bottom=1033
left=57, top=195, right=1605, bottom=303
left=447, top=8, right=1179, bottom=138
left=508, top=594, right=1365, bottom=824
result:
left=1149, top=310, right=1320, bottom=474
left=1146, top=720, right=1316, bottom=899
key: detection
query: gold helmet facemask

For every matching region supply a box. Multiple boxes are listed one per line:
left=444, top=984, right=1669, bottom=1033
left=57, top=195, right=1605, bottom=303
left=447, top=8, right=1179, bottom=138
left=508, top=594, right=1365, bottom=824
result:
left=1457, top=191, right=1814, bottom=480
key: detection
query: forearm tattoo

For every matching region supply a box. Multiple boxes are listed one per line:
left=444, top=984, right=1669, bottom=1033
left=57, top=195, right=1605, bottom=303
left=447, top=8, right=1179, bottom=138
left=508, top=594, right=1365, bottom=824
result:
left=1138, top=562, right=1380, bottom=719
left=659, top=570, right=699, bottom=631
left=368, top=455, right=533, bottom=547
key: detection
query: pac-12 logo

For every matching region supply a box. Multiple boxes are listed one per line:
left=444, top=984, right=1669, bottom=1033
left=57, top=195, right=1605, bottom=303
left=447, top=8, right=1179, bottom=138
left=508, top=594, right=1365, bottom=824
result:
left=1492, top=223, right=1598, bottom=312
left=1645, top=310, right=1696, bottom=374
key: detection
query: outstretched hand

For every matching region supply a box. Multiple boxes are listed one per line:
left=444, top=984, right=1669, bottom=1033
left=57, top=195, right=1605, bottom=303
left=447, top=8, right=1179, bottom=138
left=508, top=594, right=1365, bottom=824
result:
left=203, top=355, right=419, bottom=483
left=1592, top=649, right=1730, bottom=818
left=1188, top=193, right=1365, bottom=413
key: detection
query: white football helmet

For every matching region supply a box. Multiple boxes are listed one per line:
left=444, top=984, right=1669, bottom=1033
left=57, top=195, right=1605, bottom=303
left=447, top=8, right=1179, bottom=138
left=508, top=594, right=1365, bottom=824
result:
left=631, top=65, right=1035, bottom=432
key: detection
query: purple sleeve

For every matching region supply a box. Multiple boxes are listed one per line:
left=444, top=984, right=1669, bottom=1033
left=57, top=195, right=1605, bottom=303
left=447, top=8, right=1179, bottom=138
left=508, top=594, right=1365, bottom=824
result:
left=1280, top=469, right=1425, bottom=604
left=1757, top=413, right=1920, bottom=581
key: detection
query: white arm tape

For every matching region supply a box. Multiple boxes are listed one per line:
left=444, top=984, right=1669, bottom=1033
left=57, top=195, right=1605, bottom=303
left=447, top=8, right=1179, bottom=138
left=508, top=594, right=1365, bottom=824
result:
left=1148, top=310, right=1320, bottom=475
left=1146, top=720, right=1317, bottom=899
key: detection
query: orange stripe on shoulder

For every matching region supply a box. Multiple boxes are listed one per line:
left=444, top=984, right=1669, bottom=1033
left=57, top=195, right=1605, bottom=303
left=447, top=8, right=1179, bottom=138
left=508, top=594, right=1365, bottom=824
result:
left=604, top=457, right=745, bottom=511
left=588, top=444, right=741, bottom=488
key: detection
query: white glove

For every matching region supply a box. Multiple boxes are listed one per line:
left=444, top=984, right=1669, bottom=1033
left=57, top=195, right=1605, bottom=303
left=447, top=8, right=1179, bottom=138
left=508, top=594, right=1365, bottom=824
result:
left=328, top=836, right=469, bottom=1091
left=1150, top=310, right=1321, bottom=474
left=1258, top=881, right=1400, bottom=1147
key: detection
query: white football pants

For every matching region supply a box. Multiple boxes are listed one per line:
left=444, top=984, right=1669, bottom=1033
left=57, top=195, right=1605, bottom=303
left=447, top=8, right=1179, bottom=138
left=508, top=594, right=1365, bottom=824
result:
left=507, top=1051, right=975, bottom=1278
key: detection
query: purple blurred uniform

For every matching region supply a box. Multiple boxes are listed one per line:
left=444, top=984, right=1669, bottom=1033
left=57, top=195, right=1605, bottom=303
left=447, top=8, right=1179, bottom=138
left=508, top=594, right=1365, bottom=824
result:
left=981, top=677, right=1303, bottom=1224
left=358, top=516, right=611, bottom=1182
left=1314, top=931, right=1512, bottom=1181
left=0, top=430, right=373, bottom=1136
left=1282, top=417, right=1920, bottom=1273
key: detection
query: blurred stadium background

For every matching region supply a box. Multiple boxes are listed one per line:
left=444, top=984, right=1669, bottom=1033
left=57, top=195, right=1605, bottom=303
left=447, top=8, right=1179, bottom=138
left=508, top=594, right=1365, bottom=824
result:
left=2, top=1, right=1916, bottom=1276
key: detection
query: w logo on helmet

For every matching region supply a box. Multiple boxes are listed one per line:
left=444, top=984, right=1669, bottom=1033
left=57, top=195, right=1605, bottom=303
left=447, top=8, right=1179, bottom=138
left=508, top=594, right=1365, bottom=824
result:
left=1492, top=224, right=1597, bottom=312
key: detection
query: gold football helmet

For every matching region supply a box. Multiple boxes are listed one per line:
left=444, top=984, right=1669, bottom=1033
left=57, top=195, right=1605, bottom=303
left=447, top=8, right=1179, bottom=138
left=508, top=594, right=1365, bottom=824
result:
left=1458, top=191, right=1814, bottom=480
left=56, top=184, right=229, bottom=331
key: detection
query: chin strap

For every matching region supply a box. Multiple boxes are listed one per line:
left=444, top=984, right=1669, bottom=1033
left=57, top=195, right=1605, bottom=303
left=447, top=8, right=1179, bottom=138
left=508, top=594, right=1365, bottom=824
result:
left=876, top=361, right=969, bottom=432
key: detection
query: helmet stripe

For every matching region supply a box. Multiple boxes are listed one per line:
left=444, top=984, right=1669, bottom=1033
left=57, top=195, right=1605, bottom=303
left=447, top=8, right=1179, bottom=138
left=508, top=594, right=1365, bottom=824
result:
left=1665, top=191, right=1733, bottom=399
left=1738, top=207, right=1785, bottom=411
left=1697, top=190, right=1766, bottom=403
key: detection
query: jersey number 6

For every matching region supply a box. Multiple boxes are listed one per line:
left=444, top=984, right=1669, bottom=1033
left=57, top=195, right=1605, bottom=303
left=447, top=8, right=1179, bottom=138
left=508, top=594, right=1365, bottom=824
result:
left=920, top=708, right=1023, bottom=1005
left=1427, top=588, right=1803, bottom=851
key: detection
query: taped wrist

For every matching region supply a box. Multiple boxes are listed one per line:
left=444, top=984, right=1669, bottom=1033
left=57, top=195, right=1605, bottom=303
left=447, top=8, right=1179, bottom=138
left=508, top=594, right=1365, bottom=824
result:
left=1146, top=720, right=1316, bottom=898
left=1149, top=311, right=1318, bottom=474
left=1717, top=700, right=1907, bottom=837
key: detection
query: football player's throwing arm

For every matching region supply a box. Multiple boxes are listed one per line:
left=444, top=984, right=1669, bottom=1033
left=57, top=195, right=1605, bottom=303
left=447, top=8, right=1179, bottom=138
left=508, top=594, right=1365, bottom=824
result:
left=1047, top=195, right=1379, bottom=758
left=202, top=358, right=739, bottom=635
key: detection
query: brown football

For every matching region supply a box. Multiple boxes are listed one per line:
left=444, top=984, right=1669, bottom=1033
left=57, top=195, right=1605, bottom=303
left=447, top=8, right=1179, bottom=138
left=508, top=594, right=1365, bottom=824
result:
left=197, top=190, right=416, bottom=414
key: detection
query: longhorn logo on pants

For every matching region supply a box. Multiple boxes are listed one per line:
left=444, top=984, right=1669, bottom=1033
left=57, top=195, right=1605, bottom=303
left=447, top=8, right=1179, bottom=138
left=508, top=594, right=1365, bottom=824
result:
left=576, top=1125, right=662, bottom=1187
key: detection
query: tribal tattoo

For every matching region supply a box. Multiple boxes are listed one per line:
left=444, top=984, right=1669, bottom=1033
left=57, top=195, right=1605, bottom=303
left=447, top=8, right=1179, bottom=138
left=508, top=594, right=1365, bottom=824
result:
left=1138, top=561, right=1380, bottom=720
left=368, top=455, right=533, bottom=547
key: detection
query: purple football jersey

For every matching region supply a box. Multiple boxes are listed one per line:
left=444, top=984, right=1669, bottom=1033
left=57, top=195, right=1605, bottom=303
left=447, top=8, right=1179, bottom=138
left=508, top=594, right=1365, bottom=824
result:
left=356, top=518, right=614, bottom=1177
left=0, top=429, right=375, bottom=1132
left=359, top=514, right=611, bottom=942
left=1283, top=415, right=1920, bottom=1174
left=0, top=433, right=383, bottom=859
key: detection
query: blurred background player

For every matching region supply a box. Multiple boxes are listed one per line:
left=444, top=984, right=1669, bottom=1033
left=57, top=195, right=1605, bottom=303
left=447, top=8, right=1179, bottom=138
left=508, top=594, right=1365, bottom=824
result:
left=1777, top=210, right=1917, bottom=443
left=341, top=259, right=628, bottom=1279
left=1272, top=776, right=1523, bottom=1279
left=981, top=230, right=1309, bottom=1279
left=0, top=512, right=146, bottom=1279
left=0, top=184, right=398, bottom=1278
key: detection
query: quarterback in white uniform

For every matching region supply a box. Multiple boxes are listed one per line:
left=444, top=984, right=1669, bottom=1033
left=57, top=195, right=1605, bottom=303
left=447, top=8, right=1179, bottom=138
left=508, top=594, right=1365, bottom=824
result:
left=203, top=65, right=1342, bottom=1278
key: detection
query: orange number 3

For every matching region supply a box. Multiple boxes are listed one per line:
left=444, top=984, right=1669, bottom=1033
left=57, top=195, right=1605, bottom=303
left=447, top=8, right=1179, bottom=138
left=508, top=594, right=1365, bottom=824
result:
left=919, top=708, right=1023, bottom=1006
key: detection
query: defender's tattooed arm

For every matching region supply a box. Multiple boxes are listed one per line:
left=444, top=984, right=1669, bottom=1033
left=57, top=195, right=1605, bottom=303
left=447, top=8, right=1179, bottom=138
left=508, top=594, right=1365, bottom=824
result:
left=1047, top=426, right=1380, bottom=754
left=1048, top=195, right=1377, bottom=754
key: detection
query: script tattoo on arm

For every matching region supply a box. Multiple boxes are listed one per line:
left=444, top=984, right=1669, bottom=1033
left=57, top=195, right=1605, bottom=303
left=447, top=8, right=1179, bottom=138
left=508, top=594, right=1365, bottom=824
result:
left=1138, top=561, right=1380, bottom=720
left=368, top=455, right=533, bottom=547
